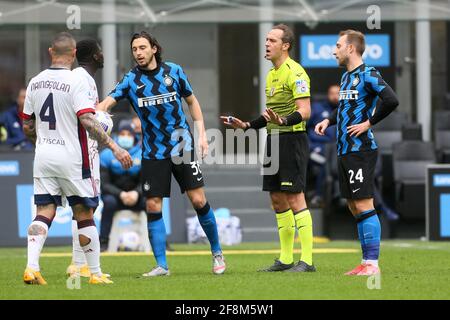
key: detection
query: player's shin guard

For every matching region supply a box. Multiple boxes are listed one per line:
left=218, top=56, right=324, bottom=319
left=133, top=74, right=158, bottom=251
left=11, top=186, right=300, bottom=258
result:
left=147, top=212, right=168, bottom=270
left=356, top=210, right=381, bottom=266
left=195, top=202, right=221, bottom=255
left=275, top=209, right=295, bottom=265
left=294, top=209, right=313, bottom=265
left=27, top=215, right=52, bottom=271
left=78, top=219, right=101, bottom=275
left=72, top=217, right=86, bottom=267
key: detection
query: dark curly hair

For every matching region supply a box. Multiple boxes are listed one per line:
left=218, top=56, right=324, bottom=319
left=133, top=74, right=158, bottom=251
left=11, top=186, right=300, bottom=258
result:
left=76, top=39, right=100, bottom=64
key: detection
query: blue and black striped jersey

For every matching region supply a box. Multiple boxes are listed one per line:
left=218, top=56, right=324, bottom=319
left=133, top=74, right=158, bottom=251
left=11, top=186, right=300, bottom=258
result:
left=110, top=62, right=194, bottom=160
left=336, top=64, right=387, bottom=156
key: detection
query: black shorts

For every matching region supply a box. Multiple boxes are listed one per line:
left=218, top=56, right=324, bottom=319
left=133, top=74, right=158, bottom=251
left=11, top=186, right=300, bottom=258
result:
left=337, top=150, right=378, bottom=199
left=141, top=158, right=205, bottom=198
left=263, top=132, right=309, bottom=193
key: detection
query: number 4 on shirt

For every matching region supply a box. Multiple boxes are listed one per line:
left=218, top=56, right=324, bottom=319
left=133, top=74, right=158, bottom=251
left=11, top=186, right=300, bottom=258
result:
left=40, top=93, right=56, bottom=130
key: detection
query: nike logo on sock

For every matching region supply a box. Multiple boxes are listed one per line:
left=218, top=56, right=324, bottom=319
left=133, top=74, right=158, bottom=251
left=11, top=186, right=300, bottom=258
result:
left=352, top=188, right=361, bottom=193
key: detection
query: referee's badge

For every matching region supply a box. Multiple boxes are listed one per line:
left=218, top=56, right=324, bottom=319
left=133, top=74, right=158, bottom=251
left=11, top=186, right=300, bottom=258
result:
left=295, top=79, right=308, bottom=94
left=163, top=75, right=174, bottom=86
left=144, top=182, right=150, bottom=191
left=269, top=87, right=275, bottom=96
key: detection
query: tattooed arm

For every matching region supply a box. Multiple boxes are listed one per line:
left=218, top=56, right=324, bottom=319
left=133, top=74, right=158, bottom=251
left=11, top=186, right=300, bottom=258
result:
left=79, top=112, right=113, bottom=148
left=23, top=118, right=37, bottom=145
left=79, top=113, right=133, bottom=169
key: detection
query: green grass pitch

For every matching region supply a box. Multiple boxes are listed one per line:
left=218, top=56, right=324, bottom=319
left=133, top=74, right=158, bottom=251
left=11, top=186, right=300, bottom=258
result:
left=1, top=240, right=450, bottom=300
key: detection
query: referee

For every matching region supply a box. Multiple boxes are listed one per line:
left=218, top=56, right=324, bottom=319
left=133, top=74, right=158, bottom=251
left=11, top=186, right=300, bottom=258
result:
left=222, top=24, right=315, bottom=272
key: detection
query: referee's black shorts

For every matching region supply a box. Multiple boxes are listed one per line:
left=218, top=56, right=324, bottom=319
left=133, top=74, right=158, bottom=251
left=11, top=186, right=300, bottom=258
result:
left=263, top=132, right=309, bottom=193
left=337, top=149, right=378, bottom=199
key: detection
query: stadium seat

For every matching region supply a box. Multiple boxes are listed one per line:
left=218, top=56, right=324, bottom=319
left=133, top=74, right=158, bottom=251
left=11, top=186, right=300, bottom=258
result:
left=434, top=110, right=450, bottom=163
left=434, top=110, right=450, bottom=131
left=436, top=131, right=450, bottom=163
left=402, top=123, right=422, bottom=140
left=372, top=111, right=408, bottom=155
left=392, top=141, right=436, bottom=219
left=372, top=112, right=409, bottom=209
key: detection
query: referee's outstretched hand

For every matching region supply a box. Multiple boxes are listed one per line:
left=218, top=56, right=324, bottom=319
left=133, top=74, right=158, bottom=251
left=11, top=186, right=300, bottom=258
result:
left=220, top=116, right=247, bottom=130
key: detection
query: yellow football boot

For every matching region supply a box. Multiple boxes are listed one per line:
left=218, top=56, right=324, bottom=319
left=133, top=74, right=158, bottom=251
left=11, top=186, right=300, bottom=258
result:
left=23, top=268, right=47, bottom=285
left=66, top=264, right=92, bottom=278
left=89, top=273, right=113, bottom=284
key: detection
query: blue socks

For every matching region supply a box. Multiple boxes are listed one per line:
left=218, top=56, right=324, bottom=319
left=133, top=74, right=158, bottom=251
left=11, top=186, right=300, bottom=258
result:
left=356, top=209, right=381, bottom=263
left=147, top=212, right=168, bottom=270
left=196, top=202, right=222, bottom=254
left=147, top=202, right=221, bottom=271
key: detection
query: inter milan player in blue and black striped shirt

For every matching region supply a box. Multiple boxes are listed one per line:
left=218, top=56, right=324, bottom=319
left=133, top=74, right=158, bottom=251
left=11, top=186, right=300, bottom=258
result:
left=315, top=30, right=398, bottom=276
left=97, top=31, right=225, bottom=276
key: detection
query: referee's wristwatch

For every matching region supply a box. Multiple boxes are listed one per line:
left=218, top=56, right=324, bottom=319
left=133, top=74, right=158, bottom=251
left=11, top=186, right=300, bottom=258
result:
left=281, top=117, right=288, bottom=126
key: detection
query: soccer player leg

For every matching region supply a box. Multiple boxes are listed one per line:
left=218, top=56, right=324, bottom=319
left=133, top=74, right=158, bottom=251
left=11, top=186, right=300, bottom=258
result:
left=66, top=179, right=111, bottom=283
left=145, top=198, right=169, bottom=275
left=25, top=207, right=54, bottom=285
left=24, top=178, right=60, bottom=285
left=68, top=216, right=89, bottom=277
left=25, top=204, right=55, bottom=285
left=177, top=160, right=225, bottom=274
left=342, top=152, right=380, bottom=275
left=187, top=188, right=221, bottom=254
left=188, top=188, right=226, bottom=275
left=71, top=205, right=101, bottom=276
left=141, top=159, right=170, bottom=275
left=353, top=199, right=381, bottom=275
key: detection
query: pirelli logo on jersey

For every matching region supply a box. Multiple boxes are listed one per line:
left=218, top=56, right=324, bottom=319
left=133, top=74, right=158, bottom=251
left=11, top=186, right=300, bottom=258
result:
left=138, top=92, right=177, bottom=108
left=339, top=90, right=359, bottom=100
